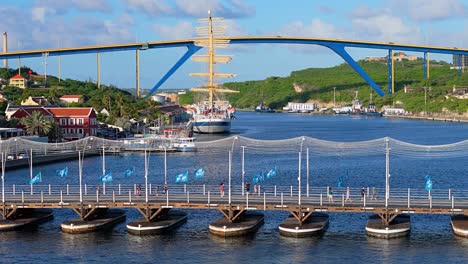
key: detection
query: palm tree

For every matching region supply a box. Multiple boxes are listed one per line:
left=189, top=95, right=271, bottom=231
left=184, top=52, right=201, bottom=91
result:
left=21, top=111, right=53, bottom=136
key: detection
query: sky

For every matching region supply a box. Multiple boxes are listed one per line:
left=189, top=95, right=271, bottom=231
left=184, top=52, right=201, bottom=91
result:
left=1, top=0, right=467, bottom=90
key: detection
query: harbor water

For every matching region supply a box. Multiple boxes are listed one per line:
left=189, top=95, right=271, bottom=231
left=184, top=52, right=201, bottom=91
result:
left=1, top=112, right=468, bottom=263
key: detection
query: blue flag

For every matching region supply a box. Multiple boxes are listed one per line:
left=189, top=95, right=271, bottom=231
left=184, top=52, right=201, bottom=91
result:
left=175, top=171, right=188, bottom=183
left=266, top=167, right=277, bottom=179
left=337, top=176, right=343, bottom=188
left=56, top=167, right=68, bottom=177
left=252, top=172, right=264, bottom=184
left=425, top=175, right=433, bottom=191
left=100, top=172, right=113, bottom=183
left=29, top=172, right=42, bottom=185
left=124, top=166, right=135, bottom=177
left=194, top=166, right=205, bottom=179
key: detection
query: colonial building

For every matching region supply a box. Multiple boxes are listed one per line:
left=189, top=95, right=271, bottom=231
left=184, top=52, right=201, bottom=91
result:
left=47, top=108, right=98, bottom=141
left=9, top=74, right=26, bottom=88
left=10, top=106, right=97, bottom=141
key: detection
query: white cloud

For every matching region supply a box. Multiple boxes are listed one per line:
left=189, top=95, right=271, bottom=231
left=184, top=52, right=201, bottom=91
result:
left=277, top=19, right=345, bottom=39
left=121, top=0, right=175, bottom=17
left=122, top=0, right=254, bottom=18
left=32, top=0, right=113, bottom=14
left=352, top=14, right=422, bottom=44
left=393, top=0, right=467, bottom=21
left=153, top=21, right=195, bottom=40
left=175, top=0, right=254, bottom=18
left=118, top=13, right=135, bottom=25
left=31, top=7, right=54, bottom=24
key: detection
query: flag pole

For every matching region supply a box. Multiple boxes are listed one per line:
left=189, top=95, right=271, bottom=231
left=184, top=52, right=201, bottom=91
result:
left=102, top=145, right=106, bottom=194
left=145, top=149, right=148, bottom=203
left=79, top=151, right=82, bottom=203
left=298, top=151, right=302, bottom=206
left=306, top=147, right=309, bottom=197
left=30, top=148, right=33, bottom=195
left=164, top=146, right=167, bottom=185
left=241, top=146, right=245, bottom=196
left=228, top=150, right=232, bottom=205
left=1, top=152, right=5, bottom=204
left=385, top=137, right=390, bottom=208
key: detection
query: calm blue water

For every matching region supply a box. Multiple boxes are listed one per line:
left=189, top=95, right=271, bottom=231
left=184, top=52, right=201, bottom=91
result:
left=1, top=112, right=468, bottom=263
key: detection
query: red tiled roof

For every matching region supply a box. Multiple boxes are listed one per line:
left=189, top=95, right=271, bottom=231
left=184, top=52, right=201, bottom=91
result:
left=47, top=107, right=93, bottom=117
left=10, top=74, right=25, bottom=80
left=12, top=107, right=54, bottom=118
left=60, top=95, right=82, bottom=99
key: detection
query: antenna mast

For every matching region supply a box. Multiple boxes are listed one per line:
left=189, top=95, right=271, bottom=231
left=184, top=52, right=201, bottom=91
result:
left=190, top=10, right=238, bottom=111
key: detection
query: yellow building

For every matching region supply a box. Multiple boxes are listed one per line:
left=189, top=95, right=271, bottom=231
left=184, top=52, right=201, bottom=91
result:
left=9, top=74, right=26, bottom=88
left=21, top=96, right=50, bottom=106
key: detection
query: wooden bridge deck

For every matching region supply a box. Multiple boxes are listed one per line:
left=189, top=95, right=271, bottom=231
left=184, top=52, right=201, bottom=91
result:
left=1, top=184, right=467, bottom=216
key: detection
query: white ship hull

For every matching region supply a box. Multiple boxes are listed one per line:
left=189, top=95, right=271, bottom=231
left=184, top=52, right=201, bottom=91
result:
left=192, top=117, right=231, bottom=134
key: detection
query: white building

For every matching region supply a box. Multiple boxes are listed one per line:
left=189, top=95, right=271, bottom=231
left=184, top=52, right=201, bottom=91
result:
left=383, top=108, right=406, bottom=115
left=284, top=102, right=317, bottom=113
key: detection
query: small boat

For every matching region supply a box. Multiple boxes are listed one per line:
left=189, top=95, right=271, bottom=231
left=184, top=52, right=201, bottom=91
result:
left=254, top=102, right=275, bottom=113
left=173, top=137, right=197, bottom=152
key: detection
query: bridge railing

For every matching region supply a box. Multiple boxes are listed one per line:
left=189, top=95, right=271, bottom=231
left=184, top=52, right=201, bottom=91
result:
left=2, top=184, right=468, bottom=208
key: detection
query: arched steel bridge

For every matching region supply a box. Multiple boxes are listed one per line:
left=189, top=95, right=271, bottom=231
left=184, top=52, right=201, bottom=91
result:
left=1, top=36, right=467, bottom=97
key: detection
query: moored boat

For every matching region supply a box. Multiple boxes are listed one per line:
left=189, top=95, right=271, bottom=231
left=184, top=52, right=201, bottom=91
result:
left=255, top=102, right=275, bottom=113
left=173, top=137, right=197, bottom=152
left=188, top=11, right=239, bottom=134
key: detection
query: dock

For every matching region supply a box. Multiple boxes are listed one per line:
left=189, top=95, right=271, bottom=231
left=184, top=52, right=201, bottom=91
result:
left=0, top=184, right=467, bottom=238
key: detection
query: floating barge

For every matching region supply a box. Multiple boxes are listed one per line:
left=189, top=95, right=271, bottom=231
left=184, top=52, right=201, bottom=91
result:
left=451, top=215, right=468, bottom=238
left=127, top=211, right=187, bottom=235
left=61, top=209, right=126, bottom=233
left=0, top=209, right=53, bottom=231
left=366, top=214, right=411, bottom=238
left=278, top=212, right=329, bottom=237
left=209, top=212, right=264, bottom=237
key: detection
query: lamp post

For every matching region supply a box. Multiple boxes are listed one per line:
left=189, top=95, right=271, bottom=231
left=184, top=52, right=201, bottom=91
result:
left=164, top=146, right=167, bottom=185
left=241, top=146, right=245, bottom=196
left=385, top=138, right=390, bottom=208
left=298, top=151, right=302, bottom=206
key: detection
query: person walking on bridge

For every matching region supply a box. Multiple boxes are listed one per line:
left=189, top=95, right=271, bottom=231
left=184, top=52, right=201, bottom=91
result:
left=345, top=186, right=352, bottom=202
left=219, top=182, right=225, bottom=197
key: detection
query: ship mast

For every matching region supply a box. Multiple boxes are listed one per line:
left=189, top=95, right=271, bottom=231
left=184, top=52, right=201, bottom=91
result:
left=190, top=10, right=238, bottom=111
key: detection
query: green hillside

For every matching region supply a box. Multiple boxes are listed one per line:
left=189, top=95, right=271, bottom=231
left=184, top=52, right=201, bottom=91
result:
left=181, top=59, right=468, bottom=113
left=0, top=67, right=163, bottom=127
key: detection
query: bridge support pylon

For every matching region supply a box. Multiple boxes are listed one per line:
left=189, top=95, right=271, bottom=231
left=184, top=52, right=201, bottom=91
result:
left=127, top=206, right=187, bottom=235
left=62, top=206, right=125, bottom=234
left=365, top=208, right=411, bottom=239
left=278, top=208, right=329, bottom=237
left=209, top=206, right=264, bottom=237
left=0, top=206, right=53, bottom=231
